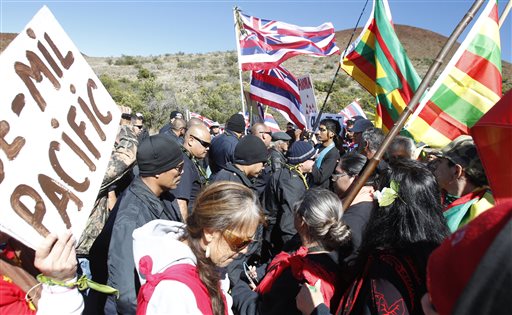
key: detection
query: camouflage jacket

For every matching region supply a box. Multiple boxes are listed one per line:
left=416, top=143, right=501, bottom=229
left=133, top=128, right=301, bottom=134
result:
left=76, top=125, right=139, bottom=256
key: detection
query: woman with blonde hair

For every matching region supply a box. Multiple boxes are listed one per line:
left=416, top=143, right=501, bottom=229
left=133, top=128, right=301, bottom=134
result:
left=132, top=181, right=264, bottom=315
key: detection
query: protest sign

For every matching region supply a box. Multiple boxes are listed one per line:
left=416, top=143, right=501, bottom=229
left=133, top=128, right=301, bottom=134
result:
left=0, top=6, right=121, bottom=249
left=297, top=74, right=318, bottom=129
left=308, top=113, right=345, bottom=132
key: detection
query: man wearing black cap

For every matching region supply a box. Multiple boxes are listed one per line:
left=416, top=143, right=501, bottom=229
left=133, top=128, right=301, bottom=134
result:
left=159, top=110, right=184, bottom=134
left=208, top=113, right=246, bottom=175
left=264, top=141, right=315, bottom=252
left=269, top=131, right=292, bottom=173
left=210, top=134, right=268, bottom=189
left=91, top=134, right=184, bottom=315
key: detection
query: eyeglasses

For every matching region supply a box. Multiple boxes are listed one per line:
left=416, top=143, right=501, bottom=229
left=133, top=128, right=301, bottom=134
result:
left=173, top=162, right=185, bottom=173
left=223, top=229, right=255, bottom=252
left=259, top=131, right=272, bottom=136
left=134, top=125, right=143, bottom=129
left=191, top=135, right=210, bottom=148
left=331, top=172, right=348, bottom=181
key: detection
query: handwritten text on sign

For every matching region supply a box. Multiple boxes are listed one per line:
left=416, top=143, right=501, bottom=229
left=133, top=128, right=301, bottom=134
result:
left=0, top=6, right=120, bottom=249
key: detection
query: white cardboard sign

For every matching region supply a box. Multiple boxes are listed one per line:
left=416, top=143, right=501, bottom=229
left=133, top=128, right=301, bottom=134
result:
left=308, top=113, right=346, bottom=132
left=0, top=6, right=121, bottom=249
left=297, top=74, right=318, bottom=129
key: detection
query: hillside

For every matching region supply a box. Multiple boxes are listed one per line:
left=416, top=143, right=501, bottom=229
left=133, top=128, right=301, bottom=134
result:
left=1, top=26, right=510, bottom=129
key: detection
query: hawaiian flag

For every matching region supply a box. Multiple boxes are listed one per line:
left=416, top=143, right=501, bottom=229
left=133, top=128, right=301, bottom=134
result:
left=189, top=112, right=216, bottom=128
left=341, top=0, right=420, bottom=132
left=264, top=113, right=281, bottom=132
left=249, top=65, right=307, bottom=129
left=339, top=99, right=367, bottom=121
left=406, top=0, right=502, bottom=148
left=236, top=9, right=340, bottom=71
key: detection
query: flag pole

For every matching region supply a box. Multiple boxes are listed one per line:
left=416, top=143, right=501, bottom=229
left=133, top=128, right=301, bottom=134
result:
left=499, top=0, right=512, bottom=27
left=312, top=0, right=371, bottom=131
left=233, top=7, right=247, bottom=115
left=342, top=0, right=487, bottom=210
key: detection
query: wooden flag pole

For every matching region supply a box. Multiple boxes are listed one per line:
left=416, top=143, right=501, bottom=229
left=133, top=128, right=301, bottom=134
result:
left=342, top=0, right=486, bottom=210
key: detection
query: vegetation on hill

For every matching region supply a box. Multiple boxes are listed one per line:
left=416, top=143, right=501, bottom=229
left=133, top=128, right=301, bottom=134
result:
left=1, top=26, right=510, bottom=131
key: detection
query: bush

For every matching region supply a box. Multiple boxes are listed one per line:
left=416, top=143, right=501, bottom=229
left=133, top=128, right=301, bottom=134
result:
left=114, top=55, right=139, bottom=66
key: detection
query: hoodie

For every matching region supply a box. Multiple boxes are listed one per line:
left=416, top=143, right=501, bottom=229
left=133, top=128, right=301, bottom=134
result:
left=132, top=220, right=233, bottom=315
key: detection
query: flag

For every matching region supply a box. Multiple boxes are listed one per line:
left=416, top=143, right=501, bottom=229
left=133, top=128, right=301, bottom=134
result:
left=189, top=112, right=216, bottom=128
left=264, top=113, right=281, bottom=132
left=341, top=0, right=421, bottom=132
left=339, top=99, right=367, bottom=121
left=249, top=65, right=307, bottom=129
left=406, top=0, right=502, bottom=148
left=471, top=90, right=512, bottom=204
left=236, top=9, right=340, bottom=71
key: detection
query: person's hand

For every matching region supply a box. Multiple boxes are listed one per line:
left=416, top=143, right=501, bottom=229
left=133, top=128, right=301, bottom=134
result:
left=296, top=279, right=324, bottom=315
left=119, top=106, right=132, bottom=126
left=34, top=231, right=77, bottom=283
left=300, top=159, right=315, bottom=173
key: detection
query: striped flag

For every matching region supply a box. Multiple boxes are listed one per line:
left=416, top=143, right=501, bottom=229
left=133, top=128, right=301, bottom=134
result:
left=264, top=113, right=281, bottom=132
left=339, top=99, right=367, bottom=121
left=406, top=0, right=502, bottom=148
left=341, top=0, right=420, bottom=132
left=236, top=10, right=340, bottom=71
left=189, top=112, right=216, bottom=128
left=249, top=65, right=307, bottom=129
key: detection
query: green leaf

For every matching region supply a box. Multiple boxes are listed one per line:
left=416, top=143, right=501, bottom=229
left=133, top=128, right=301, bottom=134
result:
left=390, top=180, right=399, bottom=192
left=379, top=187, right=397, bottom=207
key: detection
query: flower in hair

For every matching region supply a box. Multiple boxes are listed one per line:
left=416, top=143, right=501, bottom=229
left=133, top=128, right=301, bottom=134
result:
left=375, top=180, right=403, bottom=207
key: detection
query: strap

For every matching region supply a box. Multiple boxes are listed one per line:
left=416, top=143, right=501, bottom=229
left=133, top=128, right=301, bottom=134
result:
left=286, top=164, right=309, bottom=190
left=36, top=274, right=119, bottom=298
left=315, top=142, right=335, bottom=169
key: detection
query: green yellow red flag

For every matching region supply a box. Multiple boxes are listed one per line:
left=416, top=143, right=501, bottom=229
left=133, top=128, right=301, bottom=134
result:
left=341, top=0, right=421, bottom=132
left=405, top=0, right=502, bottom=147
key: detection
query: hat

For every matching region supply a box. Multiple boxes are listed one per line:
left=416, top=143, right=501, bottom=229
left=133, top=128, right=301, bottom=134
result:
left=441, top=136, right=485, bottom=180
left=226, top=114, right=246, bottom=133
left=137, top=134, right=184, bottom=176
left=210, top=121, right=220, bottom=128
left=287, top=141, right=316, bottom=165
left=350, top=119, right=374, bottom=133
left=271, top=131, right=291, bottom=142
left=170, top=110, right=183, bottom=120
left=135, top=112, right=144, bottom=120
left=234, top=135, right=268, bottom=165
left=427, top=201, right=512, bottom=315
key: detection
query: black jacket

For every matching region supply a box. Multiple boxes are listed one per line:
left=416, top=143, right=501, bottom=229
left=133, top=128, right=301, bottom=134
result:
left=269, top=148, right=287, bottom=173
left=310, top=145, right=340, bottom=189
left=264, top=167, right=308, bottom=252
left=210, top=162, right=253, bottom=189
left=88, top=176, right=180, bottom=315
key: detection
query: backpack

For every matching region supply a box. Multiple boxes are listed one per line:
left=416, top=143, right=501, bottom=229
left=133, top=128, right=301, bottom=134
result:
left=136, top=256, right=214, bottom=315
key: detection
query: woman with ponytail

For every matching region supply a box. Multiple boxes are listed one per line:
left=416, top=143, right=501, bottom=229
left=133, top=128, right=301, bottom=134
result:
left=132, top=181, right=264, bottom=315
left=231, top=188, right=352, bottom=315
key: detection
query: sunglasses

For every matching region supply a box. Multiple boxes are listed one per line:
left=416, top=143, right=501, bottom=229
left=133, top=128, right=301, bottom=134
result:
left=331, top=172, right=348, bottom=181
left=191, top=135, right=210, bottom=148
left=259, top=131, right=272, bottom=136
left=223, top=229, right=255, bottom=252
left=134, top=125, right=143, bottom=129
left=173, top=162, right=185, bottom=173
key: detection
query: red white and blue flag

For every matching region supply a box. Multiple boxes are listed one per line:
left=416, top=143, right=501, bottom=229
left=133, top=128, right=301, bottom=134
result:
left=249, top=65, right=307, bottom=130
left=237, top=10, right=340, bottom=71
left=264, top=113, right=281, bottom=132
left=190, top=112, right=216, bottom=128
left=338, top=99, right=367, bottom=122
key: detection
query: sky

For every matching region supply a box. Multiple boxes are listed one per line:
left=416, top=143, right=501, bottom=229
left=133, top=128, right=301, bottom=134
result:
left=1, top=0, right=511, bottom=63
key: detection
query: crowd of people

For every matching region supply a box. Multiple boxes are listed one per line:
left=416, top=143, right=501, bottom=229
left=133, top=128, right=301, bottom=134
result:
left=1, top=108, right=510, bottom=315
